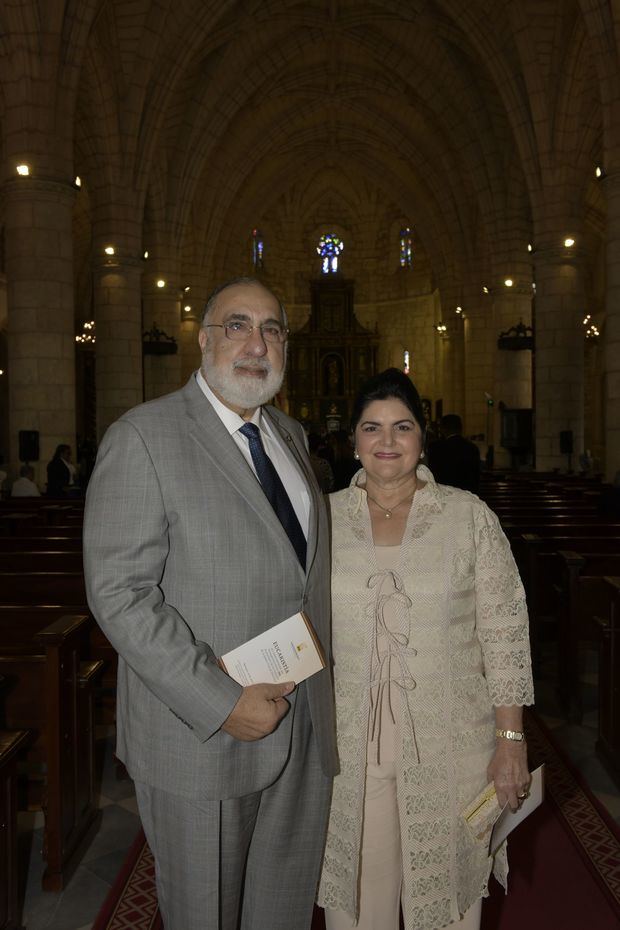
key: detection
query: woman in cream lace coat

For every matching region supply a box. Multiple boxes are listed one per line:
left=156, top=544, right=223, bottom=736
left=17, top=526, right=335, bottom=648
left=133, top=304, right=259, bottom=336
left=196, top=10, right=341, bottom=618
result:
left=318, top=369, right=534, bottom=930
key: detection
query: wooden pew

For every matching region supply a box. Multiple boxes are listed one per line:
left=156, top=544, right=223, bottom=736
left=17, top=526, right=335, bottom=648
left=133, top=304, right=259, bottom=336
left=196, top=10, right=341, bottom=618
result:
left=0, top=551, right=83, bottom=573
left=0, top=605, right=117, bottom=699
left=11, top=523, right=81, bottom=539
left=0, top=726, right=30, bottom=930
left=556, top=551, right=620, bottom=723
left=0, top=513, right=39, bottom=537
left=0, top=604, right=118, bottom=697
left=520, top=534, right=620, bottom=660
left=0, top=536, right=82, bottom=552
left=0, top=572, right=86, bottom=604
left=493, top=510, right=599, bottom=525
left=0, top=504, right=80, bottom=534
left=0, top=615, right=103, bottom=891
left=596, top=577, right=620, bottom=786
left=503, top=521, right=620, bottom=551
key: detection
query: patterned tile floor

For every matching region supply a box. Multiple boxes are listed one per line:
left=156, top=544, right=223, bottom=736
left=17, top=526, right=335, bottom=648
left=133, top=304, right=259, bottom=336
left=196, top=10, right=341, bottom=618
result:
left=17, top=646, right=620, bottom=930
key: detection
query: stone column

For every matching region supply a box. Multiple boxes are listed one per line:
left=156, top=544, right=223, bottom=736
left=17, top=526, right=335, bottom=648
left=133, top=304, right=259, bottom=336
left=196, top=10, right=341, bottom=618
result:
left=92, top=252, right=144, bottom=439
left=142, top=269, right=182, bottom=401
left=440, top=320, right=464, bottom=419
left=463, top=287, right=494, bottom=446
left=533, top=245, right=585, bottom=471
left=491, top=283, right=533, bottom=468
left=604, top=169, right=620, bottom=480
left=4, top=176, right=77, bottom=481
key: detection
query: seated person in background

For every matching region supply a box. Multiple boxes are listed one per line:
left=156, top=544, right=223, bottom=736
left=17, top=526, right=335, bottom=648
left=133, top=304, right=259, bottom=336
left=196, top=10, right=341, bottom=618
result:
left=428, top=413, right=481, bottom=494
left=12, top=464, right=41, bottom=497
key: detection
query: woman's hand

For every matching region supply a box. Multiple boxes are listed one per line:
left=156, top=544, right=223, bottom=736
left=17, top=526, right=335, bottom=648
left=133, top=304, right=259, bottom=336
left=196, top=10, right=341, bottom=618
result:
left=487, top=739, right=530, bottom=811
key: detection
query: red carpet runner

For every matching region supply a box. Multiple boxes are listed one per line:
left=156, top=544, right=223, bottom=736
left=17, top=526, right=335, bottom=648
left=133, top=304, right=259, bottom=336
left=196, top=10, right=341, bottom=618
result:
left=93, top=712, right=620, bottom=930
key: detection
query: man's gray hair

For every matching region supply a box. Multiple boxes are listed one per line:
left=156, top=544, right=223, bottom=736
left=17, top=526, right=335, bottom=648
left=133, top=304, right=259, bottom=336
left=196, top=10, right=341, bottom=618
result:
left=201, top=277, right=288, bottom=328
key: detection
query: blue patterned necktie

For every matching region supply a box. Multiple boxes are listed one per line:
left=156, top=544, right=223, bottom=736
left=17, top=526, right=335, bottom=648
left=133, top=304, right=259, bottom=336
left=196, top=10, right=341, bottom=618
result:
left=239, top=422, right=307, bottom=569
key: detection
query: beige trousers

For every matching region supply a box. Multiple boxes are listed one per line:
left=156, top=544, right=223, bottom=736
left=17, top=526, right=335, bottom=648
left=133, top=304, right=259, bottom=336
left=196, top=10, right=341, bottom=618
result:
left=323, top=758, right=482, bottom=930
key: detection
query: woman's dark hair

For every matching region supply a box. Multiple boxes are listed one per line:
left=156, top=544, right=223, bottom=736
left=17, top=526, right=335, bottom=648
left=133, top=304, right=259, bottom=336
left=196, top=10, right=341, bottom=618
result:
left=52, top=444, right=71, bottom=461
left=351, top=368, right=426, bottom=434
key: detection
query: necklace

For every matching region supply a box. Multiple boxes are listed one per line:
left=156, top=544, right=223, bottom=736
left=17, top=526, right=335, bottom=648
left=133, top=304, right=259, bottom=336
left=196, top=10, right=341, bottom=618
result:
left=365, top=489, right=415, bottom=519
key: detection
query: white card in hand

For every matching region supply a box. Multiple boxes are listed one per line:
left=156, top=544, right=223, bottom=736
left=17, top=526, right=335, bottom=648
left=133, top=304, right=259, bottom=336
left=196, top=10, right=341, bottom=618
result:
left=219, top=611, right=326, bottom=687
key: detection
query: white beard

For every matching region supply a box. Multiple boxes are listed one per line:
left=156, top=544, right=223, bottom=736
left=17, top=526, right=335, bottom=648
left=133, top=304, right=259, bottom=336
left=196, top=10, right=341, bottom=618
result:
left=202, top=345, right=284, bottom=409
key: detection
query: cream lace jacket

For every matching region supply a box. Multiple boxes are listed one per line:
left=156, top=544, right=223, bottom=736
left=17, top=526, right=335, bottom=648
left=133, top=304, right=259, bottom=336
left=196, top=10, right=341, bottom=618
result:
left=317, top=466, right=534, bottom=930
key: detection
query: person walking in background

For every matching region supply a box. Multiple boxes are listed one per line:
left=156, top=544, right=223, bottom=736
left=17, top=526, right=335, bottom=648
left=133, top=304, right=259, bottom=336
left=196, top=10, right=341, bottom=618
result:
left=427, top=413, right=481, bottom=493
left=46, top=443, right=76, bottom=497
left=318, top=369, right=533, bottom=930
left=83, top=277, right=337, bottom=930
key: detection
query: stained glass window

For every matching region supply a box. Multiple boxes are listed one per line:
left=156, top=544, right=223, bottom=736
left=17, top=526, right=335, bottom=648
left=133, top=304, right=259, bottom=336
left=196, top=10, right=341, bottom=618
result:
left=399, top=227, right=413, bottom=268
left=252, top=229, right=264, bottom=269
left=317, top=234, right=344, bottom=274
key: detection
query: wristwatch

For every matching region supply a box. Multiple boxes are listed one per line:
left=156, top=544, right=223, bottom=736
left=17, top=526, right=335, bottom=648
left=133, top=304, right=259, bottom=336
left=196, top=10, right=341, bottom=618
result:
left=495, top=728, right=526, bottom=742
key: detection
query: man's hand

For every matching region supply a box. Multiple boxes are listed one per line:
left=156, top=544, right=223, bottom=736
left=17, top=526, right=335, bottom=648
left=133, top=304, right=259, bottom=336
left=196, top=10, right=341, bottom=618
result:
left=221, top=681, right=295, bottom=741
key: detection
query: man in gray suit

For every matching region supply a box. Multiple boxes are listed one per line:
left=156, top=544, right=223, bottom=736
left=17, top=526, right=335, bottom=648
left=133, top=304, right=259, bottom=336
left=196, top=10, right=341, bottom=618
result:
left=83, top=278, right=337, bottom=930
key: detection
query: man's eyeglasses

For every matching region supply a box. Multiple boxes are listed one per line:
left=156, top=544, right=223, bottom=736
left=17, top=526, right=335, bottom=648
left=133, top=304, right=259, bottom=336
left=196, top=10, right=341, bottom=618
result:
left=205, top=321, right=289, bottom=344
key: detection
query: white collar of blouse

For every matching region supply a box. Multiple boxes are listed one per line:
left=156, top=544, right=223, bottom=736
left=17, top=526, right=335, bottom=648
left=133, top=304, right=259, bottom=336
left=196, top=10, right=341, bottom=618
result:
left=348, top=463, right=443, bottom=515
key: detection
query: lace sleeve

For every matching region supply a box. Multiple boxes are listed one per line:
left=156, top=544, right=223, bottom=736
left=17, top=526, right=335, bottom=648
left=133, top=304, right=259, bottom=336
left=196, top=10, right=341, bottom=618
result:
left=474, top=502, right=534, bottom=707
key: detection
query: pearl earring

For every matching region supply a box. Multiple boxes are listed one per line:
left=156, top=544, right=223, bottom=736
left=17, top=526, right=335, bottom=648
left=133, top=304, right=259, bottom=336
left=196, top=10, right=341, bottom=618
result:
left=353, top=451, right=360, bottom=460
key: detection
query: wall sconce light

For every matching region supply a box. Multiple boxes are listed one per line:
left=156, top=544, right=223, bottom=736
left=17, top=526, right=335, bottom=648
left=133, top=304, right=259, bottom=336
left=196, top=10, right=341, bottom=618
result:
left=504, top=278, right=514, bottom=287
left=527, top=243, right=532, bottom=252
left=16, top=164, right=30, bottom=176
left=482, top=286, right=489, bottom=294
left=595, top=166, right=603, bottom=178
left=564, top=237, right=575, bottom=248
left=180, top=302, right=200, bottom=323
left=184, top=285, right=191, bottom=293
left=435, top=322, right=447, bottom=335
left=143, top=250, right=149, bottom=260
left=104, top=246, right=115, bottom=256
left=75, top=176, right=82, bottom=188
left=156, top=279, right=166, bottom=288
left=455, top=306, right=463, bottom=315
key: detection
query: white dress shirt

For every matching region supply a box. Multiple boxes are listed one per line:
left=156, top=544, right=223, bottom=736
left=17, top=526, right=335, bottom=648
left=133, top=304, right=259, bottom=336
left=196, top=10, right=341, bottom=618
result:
left=196, top=370, right=310, bottom=538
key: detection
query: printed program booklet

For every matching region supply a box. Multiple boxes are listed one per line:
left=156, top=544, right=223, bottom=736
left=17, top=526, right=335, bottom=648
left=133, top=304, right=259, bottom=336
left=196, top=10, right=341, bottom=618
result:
left=219, top=611, right=326, bottom=687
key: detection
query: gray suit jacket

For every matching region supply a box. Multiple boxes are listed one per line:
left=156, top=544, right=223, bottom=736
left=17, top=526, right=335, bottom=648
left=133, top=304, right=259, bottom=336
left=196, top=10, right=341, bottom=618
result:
left=83, top=375, right=338, bottom=801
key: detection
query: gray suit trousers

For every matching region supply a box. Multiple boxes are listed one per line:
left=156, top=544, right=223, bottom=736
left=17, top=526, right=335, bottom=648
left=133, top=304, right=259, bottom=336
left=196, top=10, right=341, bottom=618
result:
left=135, top=688, right=331, bottom=930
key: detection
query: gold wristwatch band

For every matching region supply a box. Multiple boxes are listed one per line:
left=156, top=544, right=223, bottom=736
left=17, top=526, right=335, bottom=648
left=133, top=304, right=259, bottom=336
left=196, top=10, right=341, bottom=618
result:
left=495, top=728, right=526, bottom=742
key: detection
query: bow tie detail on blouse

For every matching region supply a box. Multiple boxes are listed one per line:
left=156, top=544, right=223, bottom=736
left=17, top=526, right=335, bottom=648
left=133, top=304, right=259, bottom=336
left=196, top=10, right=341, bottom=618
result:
left=367, top=570, right=420, bottom=763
